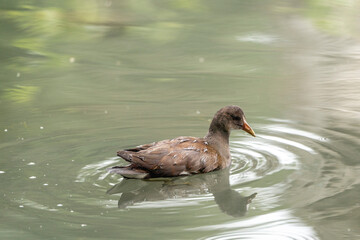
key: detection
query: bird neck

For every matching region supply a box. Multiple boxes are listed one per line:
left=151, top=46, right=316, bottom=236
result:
left=204, top=124, right=231, bottom=161
left=206, top=118, right=230, bottom=142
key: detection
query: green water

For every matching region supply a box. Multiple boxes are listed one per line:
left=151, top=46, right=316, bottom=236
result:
left=1, top=1, right=360, bottom=239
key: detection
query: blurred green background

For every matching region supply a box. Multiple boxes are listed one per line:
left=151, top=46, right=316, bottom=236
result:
left=1, top=0, right=360, bottom=239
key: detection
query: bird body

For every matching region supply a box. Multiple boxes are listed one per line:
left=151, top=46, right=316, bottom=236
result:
left=110, top=106, right=255, bottom=179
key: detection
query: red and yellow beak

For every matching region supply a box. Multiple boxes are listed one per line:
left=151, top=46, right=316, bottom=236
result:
left=242, top=119, right=256, bottom=137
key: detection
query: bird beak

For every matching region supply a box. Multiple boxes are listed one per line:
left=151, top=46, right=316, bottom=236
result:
left=242, top=119, right=256, bottom=137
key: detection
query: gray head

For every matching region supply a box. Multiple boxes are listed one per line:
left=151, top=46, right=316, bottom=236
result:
left=209, top=105, right=255, bottom=136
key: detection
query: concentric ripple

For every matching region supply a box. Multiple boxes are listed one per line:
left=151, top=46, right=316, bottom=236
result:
left=2, top=116, right=359, bottom=239
left=229, top=121, right=326, bottom=186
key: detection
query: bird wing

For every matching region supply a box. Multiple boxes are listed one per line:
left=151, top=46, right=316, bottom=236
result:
left=118, top=137, right=221, bottom=177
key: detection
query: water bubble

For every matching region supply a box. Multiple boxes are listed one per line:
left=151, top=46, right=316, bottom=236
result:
left=81, top=224, right=87, bottom=227
left=43, top=183, right=48, bottom=186
left=40, top=126, right=44, bottom=130
left=29, top=176, right=37, bottom=179
left=196, top=110, right=201, bottom=114
left=27, top=162, right=36, bottom=166
left=0, top=171, right=5, bottom=174
left=70, top=210, right=74, bottom=213
left=16, top=72, right=21, bottom=77
left=57, top=204, right=63, bottom=207
left=4, top=129, right=8, bottom=132
left=69, top=57, right=75, bottom=63
left=198, top=57, right=205, bottom=63
left=19, top=205, right=24, bottom=208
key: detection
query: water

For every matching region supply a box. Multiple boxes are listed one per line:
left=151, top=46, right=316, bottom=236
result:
left=1, top=1, right=360, bottom=239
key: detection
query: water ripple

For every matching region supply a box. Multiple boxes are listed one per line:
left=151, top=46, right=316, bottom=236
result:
left=5, top=116, right=358, bottom=239
left=193, top=210, right=319, bottom=240
left=190, top=210, right=319, bottom=240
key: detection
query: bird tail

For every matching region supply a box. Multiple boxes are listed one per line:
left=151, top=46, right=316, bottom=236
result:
left=117, top=151, right=133, bottom=162
left=108, top=166, right=149, bottom=179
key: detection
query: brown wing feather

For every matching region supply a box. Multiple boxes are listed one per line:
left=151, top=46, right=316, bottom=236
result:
left=124, top=142, right=158, bottom=152
left=118, top=137, right=223, bottom=177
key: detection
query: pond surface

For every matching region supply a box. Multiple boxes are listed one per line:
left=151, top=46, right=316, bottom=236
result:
left=1, top=1, right=360, bottom=239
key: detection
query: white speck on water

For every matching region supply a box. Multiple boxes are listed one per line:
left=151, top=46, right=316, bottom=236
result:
left=81, top=224, right=87, bottom=227
left=104, top=110, right=108, bottom=114
left=43, top=183, right=48, bottom=186
left=198, top=57, right=205, bottom=63
left=20, top=137, right=24, bottom=140
left=70, top=210, right=74, bottom=213
left=71, top=159, right=75, bottom=162
left=69, top=57, right=75, bottom=63
left=29, top=176, right=37, bottom=179
left=40, top=225, right=43, bottom=229
left=16, top=72, right=21, bottom=77
left=57, top=204, right=63, bottom=207
left=19, top=205, right=24, bottom=208
left=4, top=129, right=8, bottom=132
left=196, top=110, right=201, bottom=114
left=0, top=171, right=5, bottom=174
left=27, top=162, right=36, bottom=166
left=40, top=126, right=44, bottom=130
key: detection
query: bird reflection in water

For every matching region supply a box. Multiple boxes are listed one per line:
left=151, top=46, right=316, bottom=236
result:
left=107, top=169, right=256, bottom=217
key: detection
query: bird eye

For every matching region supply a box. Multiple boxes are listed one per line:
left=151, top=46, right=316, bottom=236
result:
left=232, top=116, right=241, bottom=121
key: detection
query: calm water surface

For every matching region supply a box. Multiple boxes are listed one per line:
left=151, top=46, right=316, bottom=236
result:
left=1, top=1, right=360, bottom=239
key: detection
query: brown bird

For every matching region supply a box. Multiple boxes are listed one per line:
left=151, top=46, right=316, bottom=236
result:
left=110, top=105, right=255, bottom=179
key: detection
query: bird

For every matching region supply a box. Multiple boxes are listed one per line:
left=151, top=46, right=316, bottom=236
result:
left=109, top=105, right=255, bottom=179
